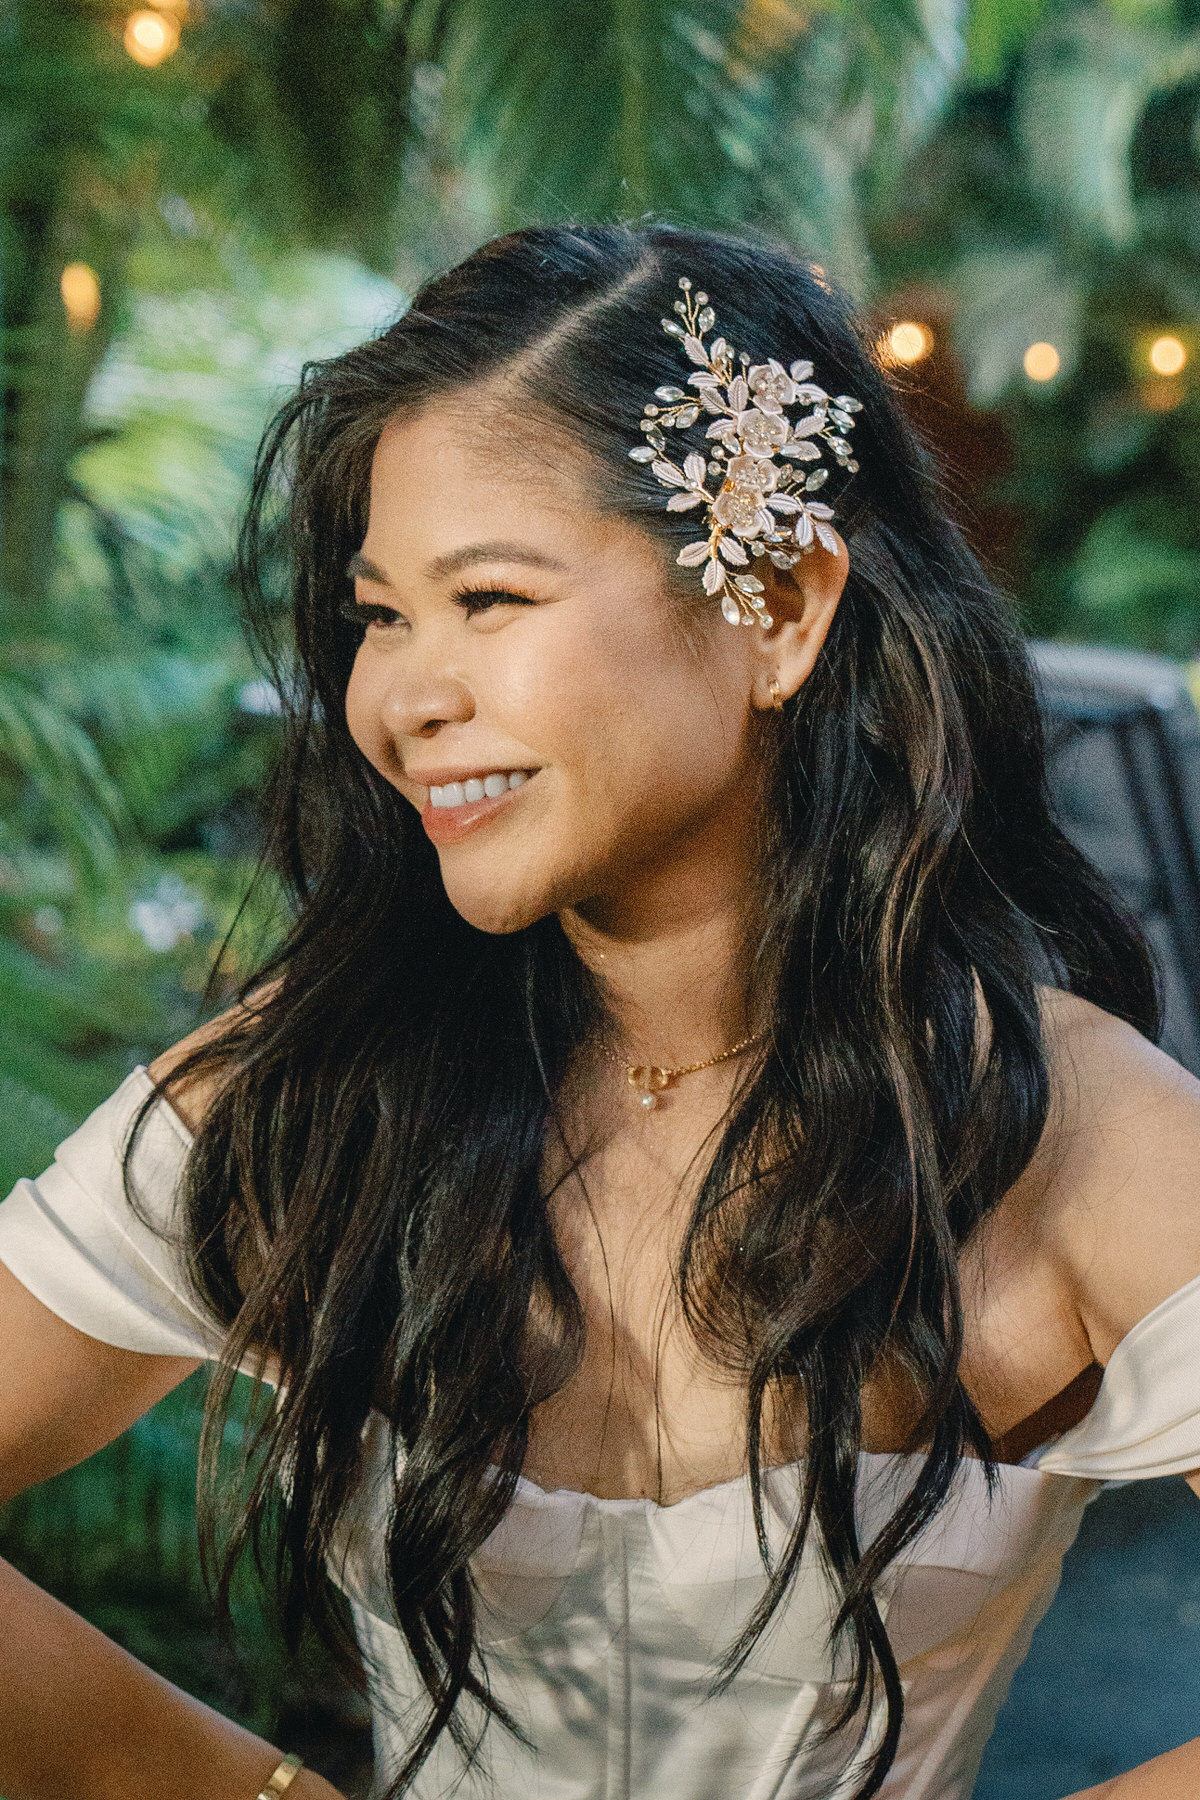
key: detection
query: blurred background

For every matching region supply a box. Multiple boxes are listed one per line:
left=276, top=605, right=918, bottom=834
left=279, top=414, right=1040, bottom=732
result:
left=4, top=1, right=1200, bottom=1794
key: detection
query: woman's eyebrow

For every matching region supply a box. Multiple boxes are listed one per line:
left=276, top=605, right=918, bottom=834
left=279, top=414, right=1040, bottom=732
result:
left=424, top=541, right=568, bottom=580
left=347, top=552, right=391, bottom=584
left=347, top=542, right=569, bottom=587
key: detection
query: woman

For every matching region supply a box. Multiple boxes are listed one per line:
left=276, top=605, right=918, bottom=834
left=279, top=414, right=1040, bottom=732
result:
left=0, top=222, right=1198, bottom=1800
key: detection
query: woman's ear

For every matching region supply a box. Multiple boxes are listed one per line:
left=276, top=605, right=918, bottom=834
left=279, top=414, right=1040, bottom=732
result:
left=749, top=530, right=849, bottom=711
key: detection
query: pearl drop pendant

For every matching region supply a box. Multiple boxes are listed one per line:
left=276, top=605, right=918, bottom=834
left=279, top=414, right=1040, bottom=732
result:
left=639, top=1092, right=659, bottom=1110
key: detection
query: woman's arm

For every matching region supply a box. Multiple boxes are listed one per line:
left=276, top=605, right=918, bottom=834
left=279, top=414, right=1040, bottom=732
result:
left=0, top=1555, right=344, bottom=1800
left=1027, top=998, right=1200, bottom=1800
left=1067, top=1737, right=1200, bottom=1798
left=0, top=1262, right=200, bottom=1503
left=1034, top=991, right=1200, bottom=1361
left=0, top=1265, right=344, bottom=1800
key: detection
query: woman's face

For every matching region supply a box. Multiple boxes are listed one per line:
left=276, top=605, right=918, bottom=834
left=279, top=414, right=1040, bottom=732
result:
left=344, top=403, right=839, bottom=936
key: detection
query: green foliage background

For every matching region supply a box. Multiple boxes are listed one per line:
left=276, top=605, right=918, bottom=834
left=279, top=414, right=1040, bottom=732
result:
left=4, top=0, right=1200, bottom=1769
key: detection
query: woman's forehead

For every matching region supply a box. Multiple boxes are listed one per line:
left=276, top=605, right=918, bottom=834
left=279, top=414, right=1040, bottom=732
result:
left=365, top=406, right=647, bottom=573
left=375, top=394, right=594, bottom=485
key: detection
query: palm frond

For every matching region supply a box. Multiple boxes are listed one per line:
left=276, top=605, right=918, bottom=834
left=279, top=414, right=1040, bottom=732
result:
left=407, top=0, right=759, bottom=224
left=1016, top=12, right=1200, bottom=245
left=181, top=0, right=415, bottom=267
left=404, top=0, right=960, bottom=294
left=758, top=87, right=877, bottom=292
left=0, top=673, right=129, bottom=880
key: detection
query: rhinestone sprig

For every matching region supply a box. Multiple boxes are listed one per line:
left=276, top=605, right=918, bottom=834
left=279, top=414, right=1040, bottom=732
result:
left=629, top=278, right=862, bottom=627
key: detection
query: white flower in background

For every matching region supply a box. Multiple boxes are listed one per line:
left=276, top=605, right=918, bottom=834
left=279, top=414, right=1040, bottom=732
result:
left=129, top=873, right=205, bottom=952
left=238, top=677, right=282, bottom=716
left=628, top=279, right=863, bottom=625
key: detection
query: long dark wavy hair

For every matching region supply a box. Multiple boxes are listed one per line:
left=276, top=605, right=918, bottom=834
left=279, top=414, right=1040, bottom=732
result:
left=133, top=223, right=1159, bottom=1798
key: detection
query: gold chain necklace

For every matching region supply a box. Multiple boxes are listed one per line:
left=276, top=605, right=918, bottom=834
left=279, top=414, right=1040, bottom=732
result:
left=603, top=1030, right=764, bottom=1110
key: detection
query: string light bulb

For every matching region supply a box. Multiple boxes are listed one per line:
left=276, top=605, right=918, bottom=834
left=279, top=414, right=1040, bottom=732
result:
left=61, top=263, right=101, bottom=333
left=124, top=10, right=181, bottom=65
left=887, top=321, right=933, bottom=365
left=1149, top=335, right=1187, bottom=377
left=1023, top=342, right=1060, bottom=382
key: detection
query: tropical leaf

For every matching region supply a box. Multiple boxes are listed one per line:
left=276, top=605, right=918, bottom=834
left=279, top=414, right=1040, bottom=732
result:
left=760, top=101, right=876, bottom=293
left=965, top=0, right=1049, bottom=82
left=837, top=0, right=967, bottom=172
left=0, top=932, right=165, bottom=1055
left=192, top=0, right=416, bottom=267
left=70, top=253, right=403, bottom=575
left=405, top=0, right=756, bottom=223
left=0, top=671, right=129, bottom=879
left=1016, top=11, right=1200, bottom=245
left=748, top=0, right=966, bottom=289
left=404, top=0, right=960, bottom=252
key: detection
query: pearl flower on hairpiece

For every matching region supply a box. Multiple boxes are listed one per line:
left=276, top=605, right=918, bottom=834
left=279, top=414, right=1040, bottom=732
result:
left=629, top=278, right=862, bottom=627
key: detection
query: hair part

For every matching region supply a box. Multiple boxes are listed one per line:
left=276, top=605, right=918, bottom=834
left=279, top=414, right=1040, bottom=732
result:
left=132, top=222, right=1160, bottom=1799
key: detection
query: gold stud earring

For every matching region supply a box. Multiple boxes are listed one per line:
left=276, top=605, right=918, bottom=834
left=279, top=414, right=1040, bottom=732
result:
left=768, top=676, right=784, bottom=711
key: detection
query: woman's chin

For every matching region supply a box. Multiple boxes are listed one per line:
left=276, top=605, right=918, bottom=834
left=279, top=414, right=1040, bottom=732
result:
left=439, top=872, right=555, bottom=936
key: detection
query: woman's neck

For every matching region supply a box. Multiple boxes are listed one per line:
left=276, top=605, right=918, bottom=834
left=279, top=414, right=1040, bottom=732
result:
left=561, top=848, right=756, bottom=1066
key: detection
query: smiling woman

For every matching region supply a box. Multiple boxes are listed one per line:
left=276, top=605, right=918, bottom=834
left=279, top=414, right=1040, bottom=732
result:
left=0, top=223, right=1199, bottom=1800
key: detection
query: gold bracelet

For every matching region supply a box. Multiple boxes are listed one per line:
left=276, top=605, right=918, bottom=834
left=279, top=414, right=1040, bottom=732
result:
left=255, top=1753, right=304, bottom=1800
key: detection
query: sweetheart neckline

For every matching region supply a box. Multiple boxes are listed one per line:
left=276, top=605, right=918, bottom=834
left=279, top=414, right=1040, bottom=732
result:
left=504, top=1442, right=1061, bottom=1516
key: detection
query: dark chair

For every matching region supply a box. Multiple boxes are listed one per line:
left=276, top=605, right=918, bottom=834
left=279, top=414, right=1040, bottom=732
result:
left=1030, top=640, right=1200, bottom=1076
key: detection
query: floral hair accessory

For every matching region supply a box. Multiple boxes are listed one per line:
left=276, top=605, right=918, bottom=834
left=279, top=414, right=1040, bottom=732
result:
left=629, top=277, right=862, bottom=627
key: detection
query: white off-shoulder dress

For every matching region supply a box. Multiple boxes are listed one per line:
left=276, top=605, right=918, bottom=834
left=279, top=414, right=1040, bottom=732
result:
left=2, top=1069, right=1200, bottom=1800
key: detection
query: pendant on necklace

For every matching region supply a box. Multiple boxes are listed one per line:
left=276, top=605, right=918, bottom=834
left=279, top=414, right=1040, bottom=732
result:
left=609, top=1030, right=763, bottom=1113
left=627, top=1065, right=671, bottom=1110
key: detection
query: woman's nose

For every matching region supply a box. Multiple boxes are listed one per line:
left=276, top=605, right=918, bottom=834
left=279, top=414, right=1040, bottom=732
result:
left=380, top=669, right=476, bottom=741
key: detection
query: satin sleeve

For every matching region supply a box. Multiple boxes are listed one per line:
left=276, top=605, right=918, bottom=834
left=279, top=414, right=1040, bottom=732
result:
left=0, top=1067, right=222, bottom=1359
left=1033, top=1271, right=1200, bottom=1480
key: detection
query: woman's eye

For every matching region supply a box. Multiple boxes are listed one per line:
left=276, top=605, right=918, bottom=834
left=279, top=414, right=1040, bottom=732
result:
left=455, top=587, right=535, bottom=617
left=338, top=599, right=403, bottom=632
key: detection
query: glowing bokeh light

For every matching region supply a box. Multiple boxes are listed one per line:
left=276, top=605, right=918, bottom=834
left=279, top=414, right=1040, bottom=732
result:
left=887, top=321, right=933, bottom=365
left=124, top=10, right=181, bottom=65
left=61, top=263, right=101, bottom=333
left=1149, top=335, right=1187, bottom=377
left=1023, top=342, right=1060, bottom=382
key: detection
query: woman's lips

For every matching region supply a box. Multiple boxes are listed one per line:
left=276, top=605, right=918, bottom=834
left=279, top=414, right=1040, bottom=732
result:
left=419, top=774, right=535, bottom=845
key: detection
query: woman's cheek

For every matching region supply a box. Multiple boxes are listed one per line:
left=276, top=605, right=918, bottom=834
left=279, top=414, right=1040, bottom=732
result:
left=344, top=658, right=391, bottom=777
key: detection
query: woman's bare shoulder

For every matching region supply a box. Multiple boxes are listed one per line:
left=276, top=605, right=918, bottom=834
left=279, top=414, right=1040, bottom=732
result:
left=148, top=981, right=280, bottom=1135
left=1026, top=987, right=1200, bottom=1360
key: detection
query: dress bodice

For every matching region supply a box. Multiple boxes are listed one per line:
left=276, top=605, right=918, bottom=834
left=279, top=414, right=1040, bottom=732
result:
left=335, top=1416, right=1103, bottom=1798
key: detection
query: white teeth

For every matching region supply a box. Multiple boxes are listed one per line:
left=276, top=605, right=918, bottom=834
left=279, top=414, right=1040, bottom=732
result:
left=428, top=770, right=532, bottom=808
